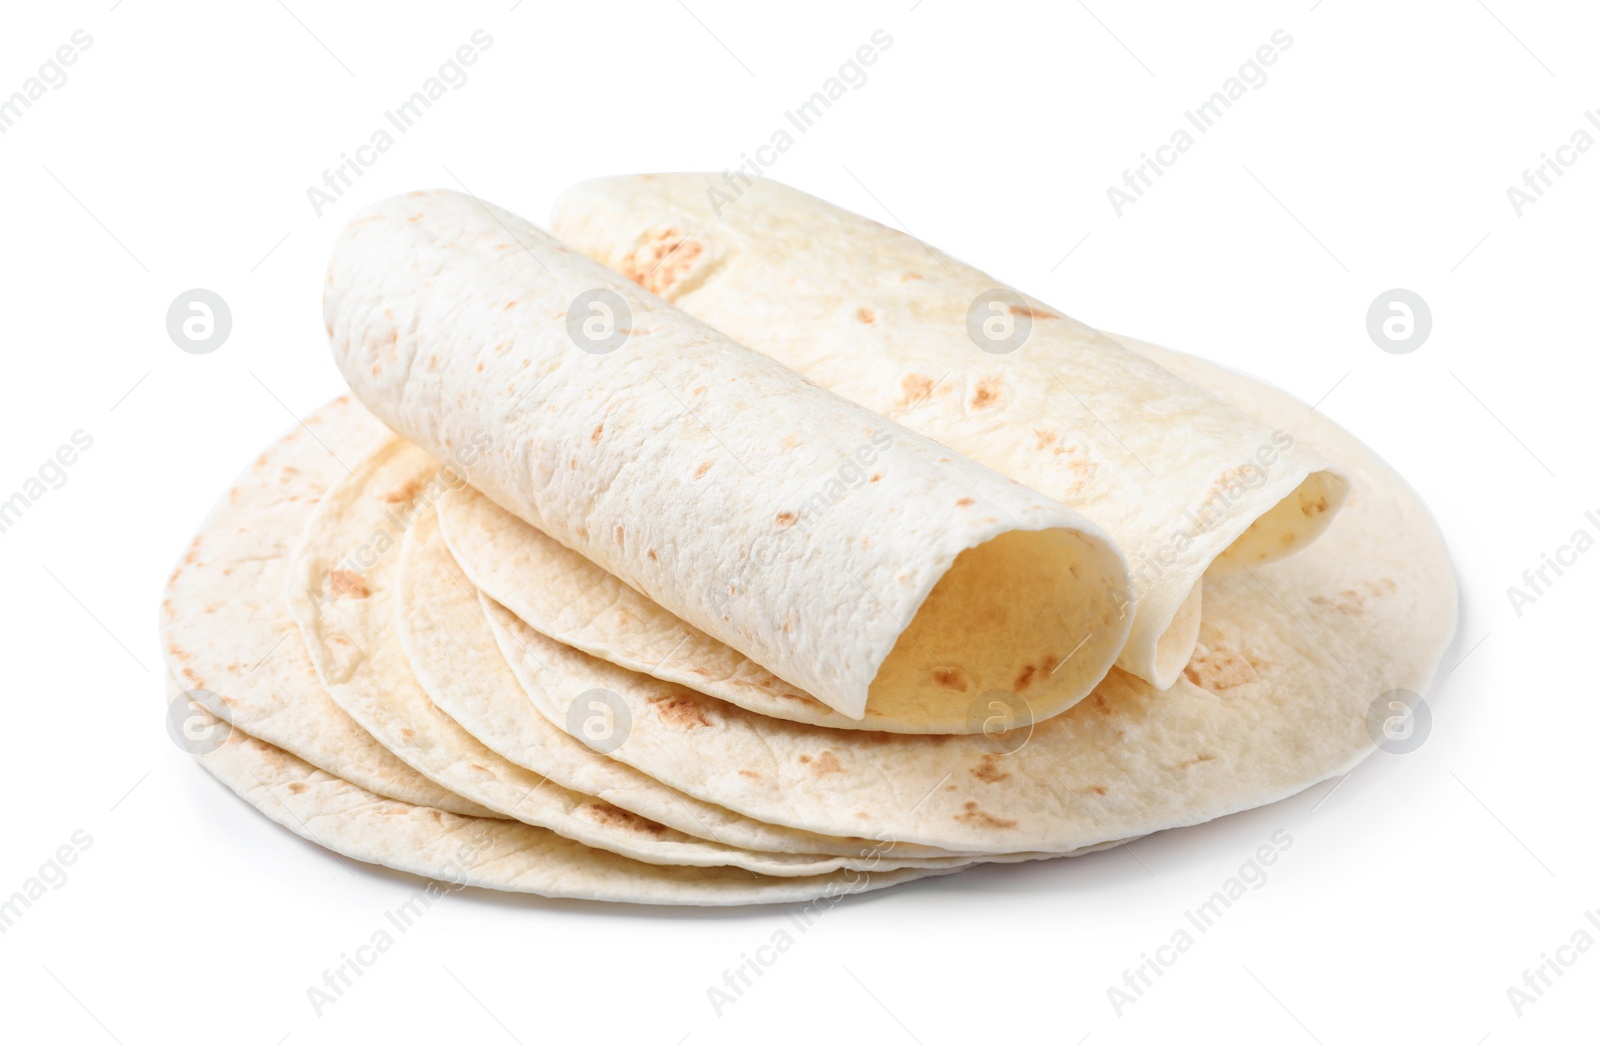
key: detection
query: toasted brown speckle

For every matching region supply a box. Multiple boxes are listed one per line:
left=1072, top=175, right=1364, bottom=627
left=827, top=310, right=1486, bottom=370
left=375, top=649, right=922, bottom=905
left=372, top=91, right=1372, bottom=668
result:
left=322, top=569, right=370, bottom=600
left=971, top=754, right=1011, bottom=784
left=1182, top=643, right=1260, bottom=690
left=587, top=803, right=668, bottom=835
left=383, top=478, right=423, bottom=504
left=970, top=377, right=1003, bottom=409
left=956, top=802, right=1018, bottom=830
left=650, top=693, right=714, bottom=729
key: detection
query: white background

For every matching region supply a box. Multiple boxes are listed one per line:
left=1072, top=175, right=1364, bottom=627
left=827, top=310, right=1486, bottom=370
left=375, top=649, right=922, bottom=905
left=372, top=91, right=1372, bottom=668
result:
left=1, top=0, right=1594, bottom=1041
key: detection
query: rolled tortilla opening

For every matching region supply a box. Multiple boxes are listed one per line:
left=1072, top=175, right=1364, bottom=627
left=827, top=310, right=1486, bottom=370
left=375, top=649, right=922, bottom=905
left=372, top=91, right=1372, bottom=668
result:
left=1209, top=469, right=1349, bottom=573
left=867, top=527, right=1130, bottom=729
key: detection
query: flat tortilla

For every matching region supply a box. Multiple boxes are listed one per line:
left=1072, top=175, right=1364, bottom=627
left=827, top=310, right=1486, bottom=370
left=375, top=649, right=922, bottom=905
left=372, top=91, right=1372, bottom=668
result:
left=173, top=674, right=964, bottom=905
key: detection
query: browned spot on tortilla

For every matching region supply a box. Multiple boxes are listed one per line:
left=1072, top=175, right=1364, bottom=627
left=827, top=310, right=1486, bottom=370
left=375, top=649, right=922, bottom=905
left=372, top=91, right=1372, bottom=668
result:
left=739, top=769, right=762, bottom=779
left=650, top=693, right=714, bottom=729
left=1034, top=428, right=1059, bottom=450
left=474, top=360, right=484, bottom=372
left=1014, top=664, right=1038, bottom=692
left=1008, top=303, right=1060, bottom=320
left=621, top=228, right=704, bottom=297
left=1092, top=693, right=1112, bottom=715
left=1309, top=578, right=1396, bottom=617
left=870, top=473, right=883, bottom=483
left=614, top=524, right=625, bottom=546
left=587, top=803, right=668, bottom=835
left=1302, top=494, right=1329, bottom=517
left=856, top=306, right=875, bottom=323
left=810, top=750, right=846, bottom=776
left=647, top=548, right=658, bottom=561
left=932, top=667, right=969, bottom=693
left=970, top=754, right=1012, bottom=784
left=322, top=569, right=370, bottom=600
left=956, top=497, right=975, bottom=507
left=288, top=782, right=307, bottom=795
left=956, top=802, right=1018, bottom=830
left=775, top=511, right=797, bottom=528
left=901, top=272, right=923, bottom=281
left=1180, top=755, right=1217, bottom=769
left=399, top=729, right=415, bottom=742
left=1182, top=643, right=1260, bottom=690
left=504, top=300, right=518, bottom=311
left=591, top=422, right=604, bottom=444
left=183, top=536, right=202, bottom=564
left=693, top=460, right=712, bottom=479
left=1081, top=785, right=1109, bottom=796
left=900, top=373, right=934, bottom=406
left=970, top=376, right=1003, bottom=409
left=383, top=478, right=423, bottom=504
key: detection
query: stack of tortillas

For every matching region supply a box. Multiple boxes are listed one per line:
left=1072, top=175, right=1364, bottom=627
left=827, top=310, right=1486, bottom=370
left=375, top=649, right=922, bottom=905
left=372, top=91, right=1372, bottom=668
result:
left=159, top=176, right=1456, bottom=905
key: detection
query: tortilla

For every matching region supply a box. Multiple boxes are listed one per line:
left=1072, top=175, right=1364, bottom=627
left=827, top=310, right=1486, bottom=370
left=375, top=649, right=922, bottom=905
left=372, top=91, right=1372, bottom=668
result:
left=398, top=496, right=965, bottom=861
left=437, top=483, right=1051, bottom=733
left=486, top=339, right=1456, bottom=854
left=288, top=430, right=1004, bottom=874
left=159, top=396, right=492, bottom=817
left=551, top=175, right=1351, bottom=689
left=172, top=676, right=962, bottom=906
left=324, top=189, right=1131, bottom=730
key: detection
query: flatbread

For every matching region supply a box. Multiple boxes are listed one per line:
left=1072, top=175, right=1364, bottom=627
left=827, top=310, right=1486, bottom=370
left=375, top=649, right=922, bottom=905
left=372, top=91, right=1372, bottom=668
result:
left=399, top=496, right=965, bottom=861
left=324, top=189, right=1130, bottom=730
left=159, top=396, right=492, bottom=817
left=484, top=339, right=1456, bottom=853
left=552, top=175, right=1351, bottom=688
left=173, top=675, right=962, bottom=905
left=288, top=430, right=993, bottom=873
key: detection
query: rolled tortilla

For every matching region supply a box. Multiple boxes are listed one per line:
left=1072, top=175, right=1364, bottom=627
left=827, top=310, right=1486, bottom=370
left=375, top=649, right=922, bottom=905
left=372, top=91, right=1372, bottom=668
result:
left=323, top=190, right=1131, bottom=728
left=550, top=175, right=1351, bottom=689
